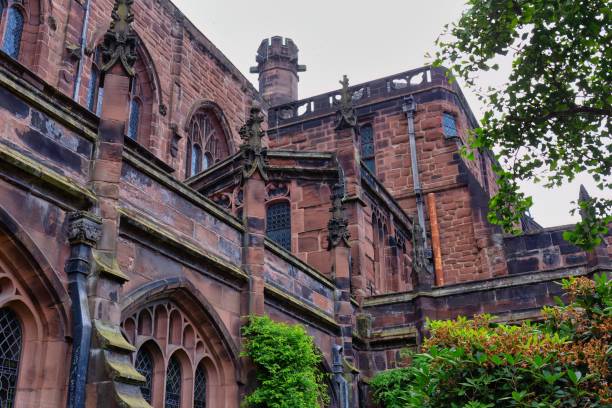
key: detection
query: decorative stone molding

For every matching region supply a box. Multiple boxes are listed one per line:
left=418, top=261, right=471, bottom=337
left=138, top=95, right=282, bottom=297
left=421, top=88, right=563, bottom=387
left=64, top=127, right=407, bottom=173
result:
left=239, top=105, right=268, bottom=182
left=328, top=183, right=351, bottom=250
left=101, top=0, right=138, bottom=76
left=67, top=211, right=102, bottom=246
left=412, top=222, right=434, bottom=289
left=334, top=75, right=357, bottom=130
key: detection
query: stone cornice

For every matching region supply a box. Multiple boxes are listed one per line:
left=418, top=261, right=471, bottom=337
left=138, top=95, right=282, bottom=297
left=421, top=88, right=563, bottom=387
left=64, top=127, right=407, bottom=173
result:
left=118, top=207, right=248, bottom=282
left=0, top=53, right=98, bottom=141
left=362, top=266, right=599, bottom=308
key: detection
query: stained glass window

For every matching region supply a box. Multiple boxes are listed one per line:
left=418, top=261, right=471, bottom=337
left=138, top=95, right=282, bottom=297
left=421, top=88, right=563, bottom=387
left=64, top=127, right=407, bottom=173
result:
left=127, top=99, right=141, bottom=140
left=266, top=201, right=291, bottom=251
left=360, top=125, right=375, bottom=174
left=202, top=152, right=213, bottom=171
left=135, top=348, right=154, bottom=403
left=443, top=113, right=458, bottom=139
left=0, top=308, right=22, bottom=408
left=86, top=67, right=99, bottom=112
left=194, top=363, right=206, bottom=408
left=164, top=356, right=181, bottom=408
left=0, top=3, right=4, bottom=22
left=189, top=144, right=202, bottom=177
left=2, top=7, right=24, bottom=59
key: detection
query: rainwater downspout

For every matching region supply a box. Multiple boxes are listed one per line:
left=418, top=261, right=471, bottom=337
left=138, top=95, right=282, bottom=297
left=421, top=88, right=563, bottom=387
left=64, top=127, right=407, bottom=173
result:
left=64, top=212, right=101, bottom=408
left=402, top=96, right=428, bottom=247
left=72, top=0, right=91, bottom=101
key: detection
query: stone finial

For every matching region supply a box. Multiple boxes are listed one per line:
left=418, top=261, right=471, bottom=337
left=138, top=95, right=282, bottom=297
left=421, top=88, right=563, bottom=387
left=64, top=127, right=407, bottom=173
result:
left=328, top=183, right=350, bottom=249
left=239, top=105, right=268, bottom=181
left=67, top=211, right=102, bottom=246
left=335, top=75, right=357, bottom=130
left=578, top=184, right=592, bottom=203
left=101, top=0, right=138, bottom=76
left=412, top=222, right=434, bottom=289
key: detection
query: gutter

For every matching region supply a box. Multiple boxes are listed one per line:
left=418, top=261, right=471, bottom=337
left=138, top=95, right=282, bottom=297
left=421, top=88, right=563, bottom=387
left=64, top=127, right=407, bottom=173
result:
left=72, top=0, right=92, bottom=101
left=64, top=212, right=102, bottom=408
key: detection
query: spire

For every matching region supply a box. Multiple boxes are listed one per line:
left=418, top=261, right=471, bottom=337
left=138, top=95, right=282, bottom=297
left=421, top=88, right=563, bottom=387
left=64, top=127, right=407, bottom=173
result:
left=101, top=0, right=138, bottom=76
left=335, top=75, right=357, bottom=130
left=239, top=105, right=268, bottom=182
left=578, top=184, right=591, bottom=203
left=327, top=183, right=350, bottom=249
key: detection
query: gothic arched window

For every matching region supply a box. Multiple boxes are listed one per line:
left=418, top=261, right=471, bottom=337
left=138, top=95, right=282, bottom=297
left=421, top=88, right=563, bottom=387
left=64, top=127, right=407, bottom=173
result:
left=165, top=356, right=181, bottom=408
left=127, top=99, right=141, bottom=140
left=185, top=109, right=230, bottom=177
left=0, top=308, right=22, bottom=407
left=1, top=6, right=24, bottom=59
left=266, top=201, right=291, bottom=251
left=360, top=124, right=376, bottom=174
left=135, top=348, right=154, bottom=403
left=194, top=362, right=206, bottom=408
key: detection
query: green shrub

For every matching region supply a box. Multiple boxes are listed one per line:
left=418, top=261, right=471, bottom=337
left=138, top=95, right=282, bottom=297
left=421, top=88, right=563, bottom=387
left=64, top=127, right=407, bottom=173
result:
left=241, top=315, right=329, bottom=408
left=371, top=274, right=612, bottom=407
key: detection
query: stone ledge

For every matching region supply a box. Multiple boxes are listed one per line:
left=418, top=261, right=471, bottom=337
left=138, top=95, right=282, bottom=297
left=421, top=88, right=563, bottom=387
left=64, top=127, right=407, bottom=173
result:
left=93, top=251, right=130, bottom=283
left=123, top=149, right=244, bottom=231
left=105, top=355, right=146, bottom=385
left=94, top=320, right=136, bottom=353
left=0, top=143, right=97, bottom=207
left=363, top=266, right=601, bottom=307
left=265, top=238, right=335, bottom=290
left=114, top=382, right=152, bottom=408
left=118, top=207, right=248, bottom=282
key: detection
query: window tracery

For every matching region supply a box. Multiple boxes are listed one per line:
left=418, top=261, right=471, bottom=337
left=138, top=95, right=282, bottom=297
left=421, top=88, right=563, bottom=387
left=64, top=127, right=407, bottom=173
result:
left=0, top=308, right=21, bottom=408
left=266, top=201, right=291, bottom=251
left=185, top=110, right=231, bottom=177
left=135, top=348, right=154, bottom=403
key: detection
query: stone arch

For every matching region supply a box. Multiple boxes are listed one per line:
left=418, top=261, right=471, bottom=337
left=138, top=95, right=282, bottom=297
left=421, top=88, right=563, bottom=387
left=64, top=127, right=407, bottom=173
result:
left=183, top=100, right=236, bottom=179
left=122, top=278, right=240, bottom=408
left=0, top=205, right=70, bottom=407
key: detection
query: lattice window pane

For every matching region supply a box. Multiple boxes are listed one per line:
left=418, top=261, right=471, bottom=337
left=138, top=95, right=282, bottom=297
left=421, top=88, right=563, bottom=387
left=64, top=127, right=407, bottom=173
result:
left=360, top=125, right=376, bottom=174
left=266, top=202, right=291, bottom=251
left=135, top=348, right=154, bottom=403
left=127, top=100, right=141, bottom=141
left=190, top=144, right=202, bottom=177
left=443, top=113, right=458, bottom=138
left=0, top=308, right=22, bottom=408
left=2, top=7, right=24, bottom=59
left=86, top=67, right=99, bottom=112
left=164, top=356, right=181, bottom=408
left=194, top=363, right=206, bottom=408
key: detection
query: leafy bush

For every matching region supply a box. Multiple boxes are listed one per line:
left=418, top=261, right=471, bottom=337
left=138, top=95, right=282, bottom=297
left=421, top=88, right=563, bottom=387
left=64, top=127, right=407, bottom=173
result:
left=371, top=274, right=612, bottom=407
left=241, top=315, right=329, bottom=408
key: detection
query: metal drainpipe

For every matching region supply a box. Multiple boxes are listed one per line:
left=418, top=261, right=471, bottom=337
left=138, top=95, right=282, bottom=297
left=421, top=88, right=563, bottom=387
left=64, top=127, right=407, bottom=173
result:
left=72, top=0, right=91, bottom=101
left=332, top=345, right=349, bottom=408
left=64, top=212, right=102, bottom=408
left=402, top=96, right=428, bottom=247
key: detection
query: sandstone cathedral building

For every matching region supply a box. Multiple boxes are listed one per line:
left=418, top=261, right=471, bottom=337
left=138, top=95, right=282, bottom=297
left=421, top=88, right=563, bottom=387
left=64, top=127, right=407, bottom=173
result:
left=0, top=0, right=609, bottom=407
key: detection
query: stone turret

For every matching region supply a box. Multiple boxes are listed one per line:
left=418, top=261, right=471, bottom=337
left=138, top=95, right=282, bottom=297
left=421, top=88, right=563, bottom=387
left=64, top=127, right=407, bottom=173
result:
left=250, top=36, right=306, bottom=106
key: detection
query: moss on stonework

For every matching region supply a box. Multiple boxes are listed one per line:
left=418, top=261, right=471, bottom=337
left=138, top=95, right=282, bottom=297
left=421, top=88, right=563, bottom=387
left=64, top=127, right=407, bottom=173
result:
left=0, top=144, right=97, bottom=204
left=105, top=356, right=146, bottom=385
left=93, top=251, right=130, bottom=282
left=114, top=387, right=152, bottom=408
left=94, top=320, right=136, bottom=353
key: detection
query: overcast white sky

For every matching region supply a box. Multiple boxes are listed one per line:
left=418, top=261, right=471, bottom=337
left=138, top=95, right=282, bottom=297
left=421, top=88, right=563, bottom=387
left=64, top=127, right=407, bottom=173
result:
left=172, top=0, right=608, bottom=228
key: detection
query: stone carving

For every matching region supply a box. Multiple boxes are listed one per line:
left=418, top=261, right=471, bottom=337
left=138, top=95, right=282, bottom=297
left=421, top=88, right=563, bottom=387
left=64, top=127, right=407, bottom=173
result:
left=328, top=183, right=351, bottom=249
left=101, top=0, right=138, bottom=76
left=67, top=211, right=102, bottom=246
left=239, top=106, right=268, bottom=182
left=412, top=222, right=433, bottom=289
left=335, top=75, right=357, bottom=130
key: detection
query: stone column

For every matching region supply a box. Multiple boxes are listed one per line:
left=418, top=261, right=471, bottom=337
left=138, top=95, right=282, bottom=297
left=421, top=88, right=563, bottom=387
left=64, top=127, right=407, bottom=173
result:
left=85, top=2, right=149, bottom=407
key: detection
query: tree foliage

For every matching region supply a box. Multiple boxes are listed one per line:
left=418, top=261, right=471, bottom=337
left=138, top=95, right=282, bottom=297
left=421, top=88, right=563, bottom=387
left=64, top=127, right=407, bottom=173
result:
left=241, top=315, right=329, bottom=408
left=371, top=274, right=612, bottom=407
left=433, top=0, right=611, bottom=249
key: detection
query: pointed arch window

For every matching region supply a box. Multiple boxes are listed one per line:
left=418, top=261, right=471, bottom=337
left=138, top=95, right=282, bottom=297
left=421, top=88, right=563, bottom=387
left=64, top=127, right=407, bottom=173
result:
left=86, top=49, right=104, bottom=115
left=194, top=362, right=206, bottom=408
left=0, top=308, right=22, bottom=407
left=2, top=6, right=24, bottom=59
left=165, top=356, right=181, bottom=408
left=186, top=109, right=230, bottom=177
left=127, top=76, right=141, bottom=140
left=360, top=124, right=376, bottom=174
left=135, top=348, right=154, bottom=403
left=266, top=201, right=291, bottom=251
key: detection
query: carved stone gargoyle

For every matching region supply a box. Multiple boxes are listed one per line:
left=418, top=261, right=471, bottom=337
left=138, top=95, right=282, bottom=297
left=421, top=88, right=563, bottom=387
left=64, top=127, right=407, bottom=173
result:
left=335, top=75, right=357, bottom=130
left=239, top=106, right=268, bottom=182
left=100, top=0, right=138, bottom=76
left=328, top=183, right=350, bottom=249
